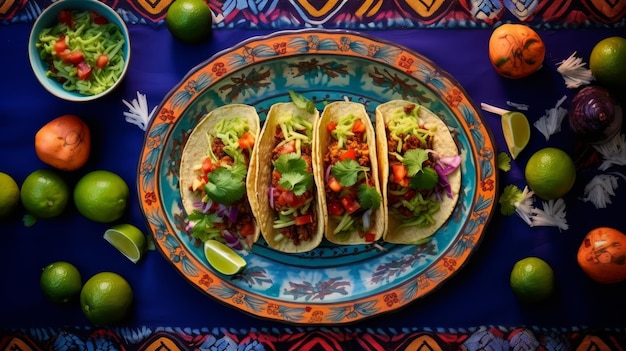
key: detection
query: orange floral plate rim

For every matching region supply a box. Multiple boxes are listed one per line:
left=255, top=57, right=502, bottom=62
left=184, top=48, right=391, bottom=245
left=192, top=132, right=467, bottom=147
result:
left=137, top=29, right=498, bottom=325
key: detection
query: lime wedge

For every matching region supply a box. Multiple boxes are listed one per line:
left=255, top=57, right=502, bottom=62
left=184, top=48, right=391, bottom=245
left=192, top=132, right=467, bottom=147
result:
left=501, top=111, right=530, bottom=159
left=103, top=224, right=147, bottom=263
left=204, top=239, right=246, bottom=275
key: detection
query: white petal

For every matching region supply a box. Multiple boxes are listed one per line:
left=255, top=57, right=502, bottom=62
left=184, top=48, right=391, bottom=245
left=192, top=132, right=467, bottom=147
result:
left=529, top=199, right=568, bottom=231
left=532, top=96, right=568, bottom=141
left=582, top=174, right=621, bottom=209
left=122, top=91, right=156, bottom=131
left=556, top=52, right=594, bottom=89
left=594, top=133, right=626, bottom=171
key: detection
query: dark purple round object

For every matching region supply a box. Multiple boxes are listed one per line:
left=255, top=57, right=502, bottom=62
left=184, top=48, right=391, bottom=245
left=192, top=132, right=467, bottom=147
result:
left=569, top=86, right=622, bottom=144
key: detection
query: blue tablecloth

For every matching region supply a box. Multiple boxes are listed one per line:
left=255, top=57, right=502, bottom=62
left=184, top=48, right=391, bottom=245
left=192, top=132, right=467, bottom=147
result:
left=2, top=17, right=626, bottom=339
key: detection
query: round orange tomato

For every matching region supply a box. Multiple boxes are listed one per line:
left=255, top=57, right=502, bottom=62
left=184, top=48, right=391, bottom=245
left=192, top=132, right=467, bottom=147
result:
left=577, top=227, right=626, bottom=284
left=35, top=115, right=91, bottom=171
left=488, top=23, right=546, bottom=79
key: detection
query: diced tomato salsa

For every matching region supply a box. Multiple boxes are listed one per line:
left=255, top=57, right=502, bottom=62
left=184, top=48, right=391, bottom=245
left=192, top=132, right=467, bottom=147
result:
left=323, top=117, right=377, bottom=241
left=270, top=124, right=317, bottom=246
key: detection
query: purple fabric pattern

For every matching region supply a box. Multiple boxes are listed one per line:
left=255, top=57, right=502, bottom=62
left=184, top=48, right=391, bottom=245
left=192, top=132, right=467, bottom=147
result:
left=2, top=0, right=625, bottom=29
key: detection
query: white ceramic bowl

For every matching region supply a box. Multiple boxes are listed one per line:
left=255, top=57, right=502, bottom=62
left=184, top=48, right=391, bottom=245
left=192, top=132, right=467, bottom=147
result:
left=28, top=0, right=131, bottom=102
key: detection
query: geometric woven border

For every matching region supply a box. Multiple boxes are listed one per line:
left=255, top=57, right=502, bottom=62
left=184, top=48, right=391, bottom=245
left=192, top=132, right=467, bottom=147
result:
left=2, top=0, right=625, bottom=29
left=2, top=326, right=626, bottom=350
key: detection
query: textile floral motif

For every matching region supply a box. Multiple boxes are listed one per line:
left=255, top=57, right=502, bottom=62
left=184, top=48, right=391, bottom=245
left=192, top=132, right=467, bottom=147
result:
left=1, top=0, right=624, bottom=28
left=2, top=326, right=626, bottom=350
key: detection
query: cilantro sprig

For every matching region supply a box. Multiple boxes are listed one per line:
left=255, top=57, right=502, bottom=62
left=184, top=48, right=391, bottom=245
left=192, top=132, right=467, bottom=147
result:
left=331, top=159, right=381, bottom=210
left=187, top=210, right=223, bottom=242
left=409, top=166, right=438, bottom=190
left=499, top=184, right=524, bottom=216
left=357, top=184, right=381, bottom=209
left=332, top=159, right=364, bottom=187
left=498, top=152, right=512, bottom=172
left=288, top=90, right=316, bottom=114
left=274, top=153, right=313, bottom=196
left=399, top=148, right=429, bottom=176
left=392, top=148, right=438, bottom=190
left=205, top=163, right=247, bottom=205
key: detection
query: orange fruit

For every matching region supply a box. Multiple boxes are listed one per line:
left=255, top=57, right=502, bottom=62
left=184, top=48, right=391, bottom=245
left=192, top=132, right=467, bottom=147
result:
left=524, top=147, right=576, bottom=200
left=80, top=272, right=134, bottom=325
left=510, top=257, right=555, bottom=302
left=590, top=36, right=626, bottom=88
left=73, top=170, right=129, bottom=223
left=488, top=23, right=546, bottom=79
left=35, top=115, right=91, bottom=171
left=20, top=169, right=69, bottom=219
left=165, top=0, right=212, bottom=44
left=40, top=261, right=82, bottom=304
left=577, top=227, right=626, bottom=284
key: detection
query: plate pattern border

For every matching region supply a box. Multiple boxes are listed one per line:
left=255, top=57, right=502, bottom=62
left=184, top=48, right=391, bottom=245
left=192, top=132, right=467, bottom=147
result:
left=137, top=29, right=498, bottom=324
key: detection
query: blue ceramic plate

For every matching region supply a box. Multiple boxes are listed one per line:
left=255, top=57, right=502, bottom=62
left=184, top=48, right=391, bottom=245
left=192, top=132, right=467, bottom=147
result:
left=138, top=29, right=498, bottom=324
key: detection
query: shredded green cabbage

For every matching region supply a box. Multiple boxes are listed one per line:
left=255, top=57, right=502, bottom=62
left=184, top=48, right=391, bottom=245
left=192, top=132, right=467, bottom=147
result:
left=36, top=10, right=126, bottom=96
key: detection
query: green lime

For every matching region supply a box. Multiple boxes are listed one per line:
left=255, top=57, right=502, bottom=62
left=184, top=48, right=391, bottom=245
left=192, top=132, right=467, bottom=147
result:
left=204, top=239, right=246, bottom=275
left=501, top=111, right=530, bottom=160
left=20, top=169, right=69, bottom=219
left=590, top=36, right=626, bottom=88
left=0, top=172, right=20, bottom=219
left=524, top=147, right=576, bottom=200
left=40, top=261, right=82, bottom=304
left=104, top=224, right=147, bottom=263
left=510, top=257, right=555, bottom=302
left=80, top=272, right=133, bottom=325
left=74, top=170, right=129, bottom=223
left=166, top=0, right=212, bottom=44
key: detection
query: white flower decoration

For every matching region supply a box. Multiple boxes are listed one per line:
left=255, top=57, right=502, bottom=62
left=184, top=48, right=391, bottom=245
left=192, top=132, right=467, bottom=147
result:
left=556, top=52, right=594, bottom=89
left=529, top=198, right=569, bottom=231
left=122, top=91, right=157, bottom=131
left=514, top=187, right=569, bottom=231
left=593, top=133, right=626, bottom=171
left=533, top=95, right=568, bottom=141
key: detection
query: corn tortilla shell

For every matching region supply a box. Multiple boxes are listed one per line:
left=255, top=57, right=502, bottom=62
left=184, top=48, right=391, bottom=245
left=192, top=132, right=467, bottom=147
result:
left=375, top=100, right=461, bottom=244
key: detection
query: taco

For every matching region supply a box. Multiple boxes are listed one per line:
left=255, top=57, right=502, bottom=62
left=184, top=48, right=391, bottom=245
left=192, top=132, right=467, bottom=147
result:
left=179, top=104, right=261, bottom=250
left=314, top=101, right=384, bottom=245
left=375, top=100, right=461, bottom=244
left=249, top=101, right=323, bottom=253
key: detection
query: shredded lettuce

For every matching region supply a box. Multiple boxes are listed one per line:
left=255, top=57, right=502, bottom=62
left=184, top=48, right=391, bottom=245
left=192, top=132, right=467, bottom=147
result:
left=210, top=117, right=250, bottom=163
left=387, top=106, right=433, bottom=152
left=276, top=112, right=313, bottom=157
left=331, top=113, right=358, bottom=149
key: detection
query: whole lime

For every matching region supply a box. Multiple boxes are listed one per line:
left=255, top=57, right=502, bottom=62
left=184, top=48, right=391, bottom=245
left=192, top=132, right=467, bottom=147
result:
left=74, top=170, right=129, bottom=223
left=165, top=0, right=212, bottom=44
left=510, top=257, right=555, bottom=302
left=20, top=169, right=69, bottom=219
left=590, top=36, right=626, bottom=88
left=0, top=172, right=20, bottom=219
left=40, top=261, right=82, bottom=304
left=525, top=147, right=576, bottom=200
left=80, top=272, right=133, bottom=325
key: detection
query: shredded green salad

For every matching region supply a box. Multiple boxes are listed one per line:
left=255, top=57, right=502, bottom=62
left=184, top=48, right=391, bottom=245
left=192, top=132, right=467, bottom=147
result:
left=36, top=10, right=126, bottom=96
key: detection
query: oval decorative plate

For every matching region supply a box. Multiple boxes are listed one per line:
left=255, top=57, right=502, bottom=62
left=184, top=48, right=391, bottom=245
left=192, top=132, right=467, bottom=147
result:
left=138, top=29, right=498, bottom=325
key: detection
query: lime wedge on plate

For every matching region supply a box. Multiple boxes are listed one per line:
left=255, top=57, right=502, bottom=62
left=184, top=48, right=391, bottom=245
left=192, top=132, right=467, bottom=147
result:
left=104, top=224, right=147, bottom=263
left=501, top=111, right=530, bottom=159
left=204, top=239, right=247, bottom=275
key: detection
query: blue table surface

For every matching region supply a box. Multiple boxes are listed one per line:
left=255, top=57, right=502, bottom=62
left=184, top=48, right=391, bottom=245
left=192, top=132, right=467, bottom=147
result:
left=1, top=23, right=626, bottom=330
